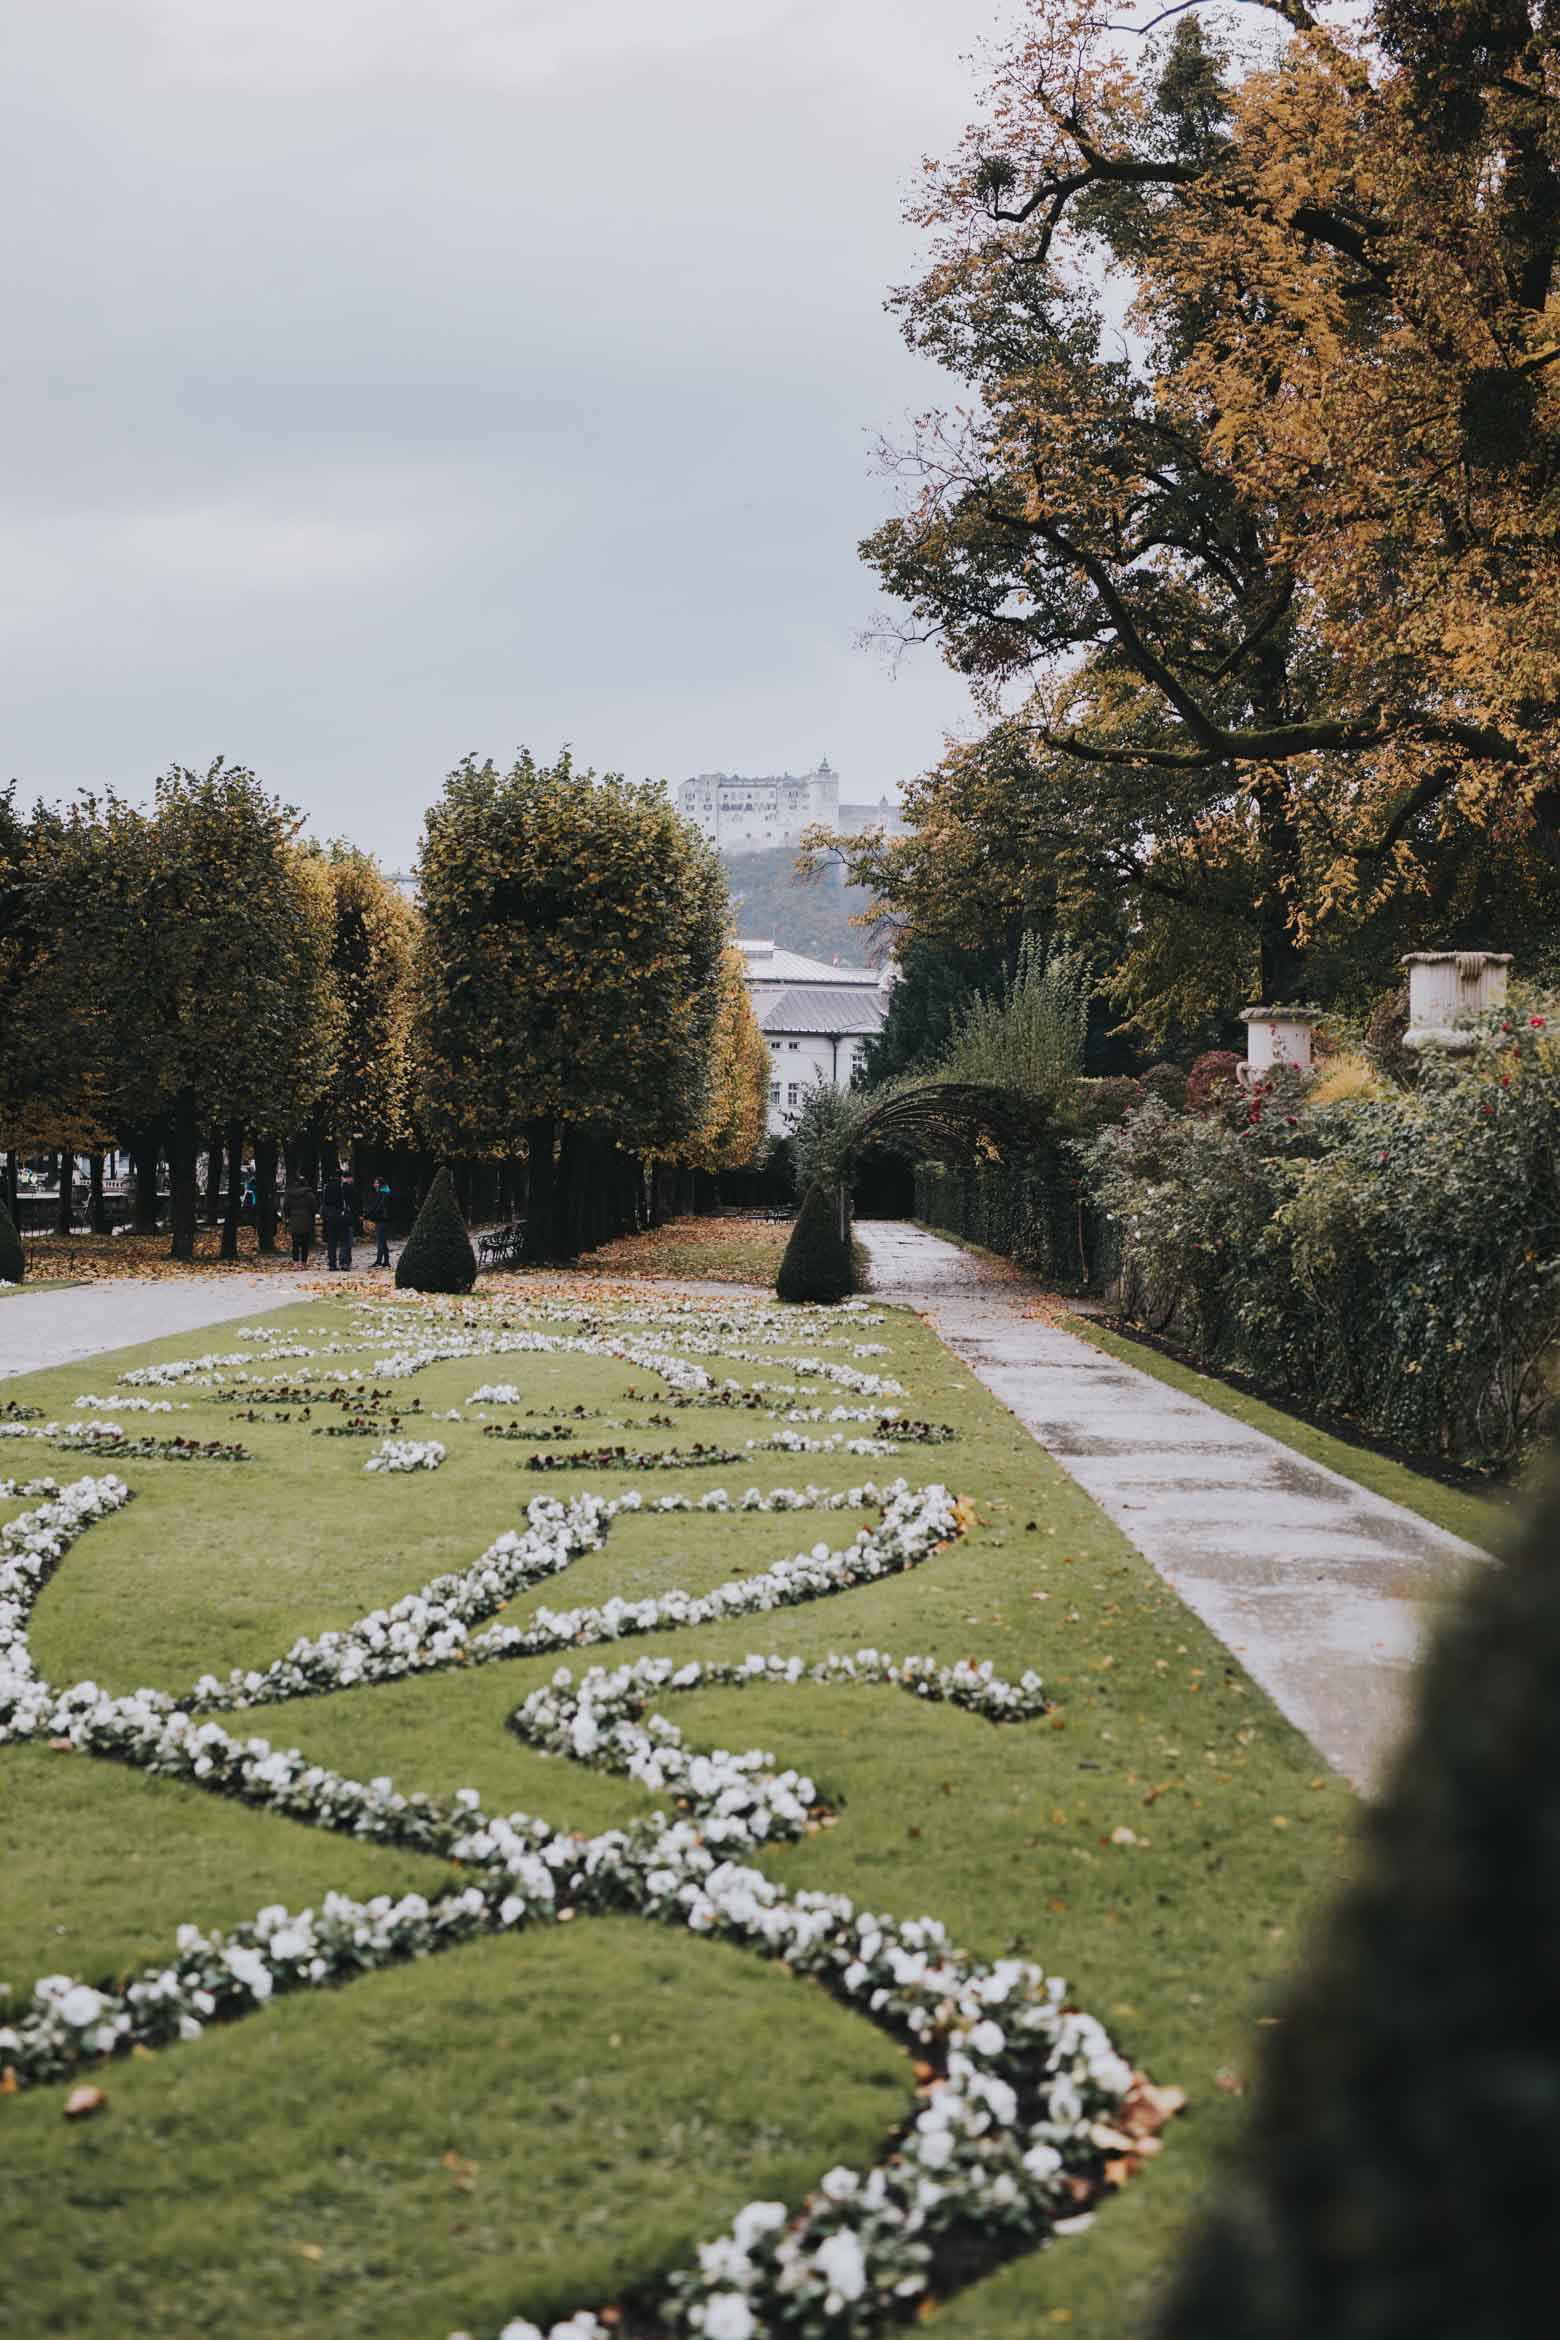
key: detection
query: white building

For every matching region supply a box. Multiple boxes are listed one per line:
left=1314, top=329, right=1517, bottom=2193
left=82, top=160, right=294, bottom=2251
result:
left=676, top=761, right=907, bottom=857
left=736, top=939, right=893, bottom=1135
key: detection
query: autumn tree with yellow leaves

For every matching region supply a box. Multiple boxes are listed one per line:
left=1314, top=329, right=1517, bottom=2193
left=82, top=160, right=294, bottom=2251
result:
left=839, top=0, right=1560, bottom=1032
left=307, top=844, right=420, bottom=1164
left=652, top=944, right=771, bottom=1210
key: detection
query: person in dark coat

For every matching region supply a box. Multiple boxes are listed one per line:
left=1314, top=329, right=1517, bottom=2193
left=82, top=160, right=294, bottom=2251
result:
left=282, top=1174, right=317, bottom=1267
left=367, top=1177, right=393, bottom=1268
left=319, top=1163, right=354, bottom=1272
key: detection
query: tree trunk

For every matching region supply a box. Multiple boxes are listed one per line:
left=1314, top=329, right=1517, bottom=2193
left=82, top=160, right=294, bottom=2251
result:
left=89, top=1152, right=108, bottom=1234
left=255, top=1136, right=280, bottom=1253
left=219, top=1117, right=244, bottom=1260
left=203, top=1127, right=224, bottom=1225
left=55, top=1153, right=74, bottom=1235
left=521, top=1117, right=558, bottom=1264
left=3, top=1152, right=17, bottom=1223
left=169, top=1094, right=199, bottom=1261
left=130, top=1133, right=160, bottom=1232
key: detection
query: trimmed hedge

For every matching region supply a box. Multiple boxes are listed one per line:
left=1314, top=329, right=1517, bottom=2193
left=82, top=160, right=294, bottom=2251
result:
left=394, top=1166, right=477, bottom=1294
left=0, top=1195, right=21, bottom=1284
left=914, top=1152, right=1117, bottom=1291
left=1157, top=1462, right=1560, bottom=2340
left=1088, top=1024, right=1560, bottom=1464
left=776, top=1180, right=856, bottom=1304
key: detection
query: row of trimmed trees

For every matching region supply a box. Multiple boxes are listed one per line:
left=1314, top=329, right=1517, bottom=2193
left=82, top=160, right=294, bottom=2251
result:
left=0, top=750, right=769, bottom=1262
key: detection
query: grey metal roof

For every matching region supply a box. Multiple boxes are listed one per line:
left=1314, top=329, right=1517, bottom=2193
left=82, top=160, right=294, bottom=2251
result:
left=757, top=985, right=887, bottom=1036
left=735, top=940, right=881, bottom=987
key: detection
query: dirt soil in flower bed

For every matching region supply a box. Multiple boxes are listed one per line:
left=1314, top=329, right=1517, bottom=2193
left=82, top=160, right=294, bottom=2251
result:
left=0, top=1284, right=1359, bottom=2340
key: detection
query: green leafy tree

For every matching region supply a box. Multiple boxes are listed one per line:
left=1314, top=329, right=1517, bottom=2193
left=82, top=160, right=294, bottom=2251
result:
left=0, top=792, right=109, bottom=1169
left=86, top=766, right=341, bottom=1259
left=416, top=750, right=730, bottom=1260
left=940, top=935, right=1090, bottom=1114
left=855, top=935, right=1015, bottom=1089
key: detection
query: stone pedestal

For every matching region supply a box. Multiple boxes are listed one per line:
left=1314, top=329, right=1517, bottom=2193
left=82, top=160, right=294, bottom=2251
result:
left=1402, top=951, right=1512, bottom=1054
left=1239, top=1006, right=1322, bottom=1086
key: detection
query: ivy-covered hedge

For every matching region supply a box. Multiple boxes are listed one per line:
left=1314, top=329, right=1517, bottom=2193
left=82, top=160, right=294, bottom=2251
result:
left=1088, top=1020, right=1560, bottom=1465
left=915, top=1152, right=1119, bottom=1290
left=911, top=1078, right=1136, bottom=1288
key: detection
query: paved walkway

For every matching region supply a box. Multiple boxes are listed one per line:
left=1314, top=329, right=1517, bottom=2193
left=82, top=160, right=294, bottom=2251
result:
left=859, top=1221, right=1491, bottom=1791
left=0, top=1276, right=295, bottom=1383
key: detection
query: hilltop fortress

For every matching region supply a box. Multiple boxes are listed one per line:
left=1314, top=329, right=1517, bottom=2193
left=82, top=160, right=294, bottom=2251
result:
left=674, top=759, right=904, bottom=856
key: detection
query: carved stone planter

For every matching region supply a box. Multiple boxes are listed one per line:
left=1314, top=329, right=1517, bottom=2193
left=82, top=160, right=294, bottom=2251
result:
left=1239, top=1006, right=1322, bottom=1086
left=1402, top=951, right=1512, bottom=1054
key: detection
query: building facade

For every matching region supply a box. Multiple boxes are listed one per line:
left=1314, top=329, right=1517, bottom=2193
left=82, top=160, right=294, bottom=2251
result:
left=736, top=939, right=893, bottom=1135
left=675, top=762, right=909, bottom=858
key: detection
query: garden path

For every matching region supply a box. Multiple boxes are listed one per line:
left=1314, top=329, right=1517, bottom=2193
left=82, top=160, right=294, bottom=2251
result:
left=858, top=1219, right=1492, bottom=1792
left=0, top=1275, right=294, bottom=1382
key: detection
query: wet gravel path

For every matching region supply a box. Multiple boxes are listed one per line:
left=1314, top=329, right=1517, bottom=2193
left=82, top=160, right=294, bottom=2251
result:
left=0, top=1276, right=294, bottom=1382
left=859, top=1220, right=1491, bottom=1791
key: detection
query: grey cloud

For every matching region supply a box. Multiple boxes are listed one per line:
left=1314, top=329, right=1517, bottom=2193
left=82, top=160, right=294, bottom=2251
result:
left=2, top=0, right=979, bottom=865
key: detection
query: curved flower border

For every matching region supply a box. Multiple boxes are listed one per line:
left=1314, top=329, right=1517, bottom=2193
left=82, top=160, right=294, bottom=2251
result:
left=0, top=1292, right=1180, bottom=2340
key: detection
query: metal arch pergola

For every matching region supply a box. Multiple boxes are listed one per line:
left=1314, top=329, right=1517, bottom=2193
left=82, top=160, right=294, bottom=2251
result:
left=849, top=1081, right=1050, bottom=1170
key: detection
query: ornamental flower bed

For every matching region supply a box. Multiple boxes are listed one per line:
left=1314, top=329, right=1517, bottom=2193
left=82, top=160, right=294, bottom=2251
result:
left=0, top=1285, right=1188, bottom=2339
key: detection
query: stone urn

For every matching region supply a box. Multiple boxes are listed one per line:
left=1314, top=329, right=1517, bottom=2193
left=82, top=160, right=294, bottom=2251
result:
left=1238, top=1005, right=1323, bottom=1088
left=1401, top=951, right=1512, bottom=1054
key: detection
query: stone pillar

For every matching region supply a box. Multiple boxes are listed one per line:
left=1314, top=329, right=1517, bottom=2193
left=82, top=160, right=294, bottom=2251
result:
left=1401, top=951, right=1512, bottom=1054
left=1238, top=1006, right=1322, bottom=1086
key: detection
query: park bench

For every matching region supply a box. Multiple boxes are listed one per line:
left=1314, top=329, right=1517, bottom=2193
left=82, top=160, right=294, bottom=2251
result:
left=476, top=1221, right=526, bottom=1271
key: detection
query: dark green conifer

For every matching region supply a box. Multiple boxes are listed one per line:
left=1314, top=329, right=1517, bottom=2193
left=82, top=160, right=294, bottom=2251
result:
left=775, top=1180, right=855, bottom=1304
left=394, top=1165, right=477, bottom=1294
left=1157, top=1469, right=1560, bottom=2340
left=0, top=1195, right=22, bottom=1284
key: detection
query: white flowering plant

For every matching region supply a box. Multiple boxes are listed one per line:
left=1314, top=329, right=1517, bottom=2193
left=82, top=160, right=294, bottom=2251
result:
left=0, top=1285, right=1181, bottom=2340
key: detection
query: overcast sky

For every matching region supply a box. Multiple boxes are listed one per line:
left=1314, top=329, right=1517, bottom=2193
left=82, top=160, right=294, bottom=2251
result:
left=1, top=0, right=991, bottom=869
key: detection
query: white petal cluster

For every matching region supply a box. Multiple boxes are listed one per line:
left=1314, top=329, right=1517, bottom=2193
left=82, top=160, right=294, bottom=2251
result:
left=363, top=1437, right=446, bottom=1473
left=0, top=1286, right=1144, bottom=2340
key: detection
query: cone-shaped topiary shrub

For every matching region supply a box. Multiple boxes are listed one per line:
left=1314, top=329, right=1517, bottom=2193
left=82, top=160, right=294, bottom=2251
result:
left=776, top=1179, right=855, bottom=1304
left=394, top=1166, right=477, bottom=1293
left=1156, top=1467, right=1560, bottom=2340
left=0, top=1195, right=22, bottom=1285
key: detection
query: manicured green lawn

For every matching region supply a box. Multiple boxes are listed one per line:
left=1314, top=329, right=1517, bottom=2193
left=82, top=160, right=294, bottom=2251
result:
left=0, top=1287, right=1362, bottom=2339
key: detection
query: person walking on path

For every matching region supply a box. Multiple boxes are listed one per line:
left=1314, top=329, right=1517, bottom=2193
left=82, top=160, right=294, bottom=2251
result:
left=283, top=1172, right=317, bottom=1268
left=320, top=1163, right=354, bottom=1273
left=367, top=1177, right=393, bottom=1268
